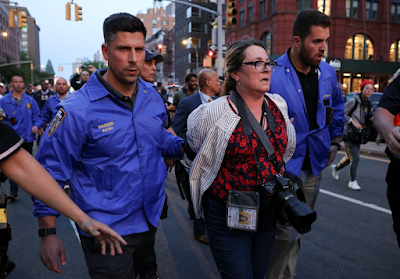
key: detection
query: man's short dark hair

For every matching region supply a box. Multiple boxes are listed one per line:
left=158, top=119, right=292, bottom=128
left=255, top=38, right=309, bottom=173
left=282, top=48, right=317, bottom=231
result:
left=292, top=10, right=331, bottom=41
left=103, top=13, right=146, bottom=44
left=185, top=73, right=197, bottom=83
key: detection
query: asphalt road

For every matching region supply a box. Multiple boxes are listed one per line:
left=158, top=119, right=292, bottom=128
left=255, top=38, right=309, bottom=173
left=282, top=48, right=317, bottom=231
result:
left=2, top=150, right=399, bottom=279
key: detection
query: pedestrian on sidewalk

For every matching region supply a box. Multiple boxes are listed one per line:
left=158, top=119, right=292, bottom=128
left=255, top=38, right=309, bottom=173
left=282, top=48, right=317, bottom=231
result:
left=331, top=79, right=374, bottom=190
left=373, top=68, right=400, bottom=248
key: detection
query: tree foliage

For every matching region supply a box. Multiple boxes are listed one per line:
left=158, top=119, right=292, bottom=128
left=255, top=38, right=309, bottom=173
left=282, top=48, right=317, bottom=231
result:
left=45, top=59, right=55, bottom=75
left=0, top=52, right=54, bottom=86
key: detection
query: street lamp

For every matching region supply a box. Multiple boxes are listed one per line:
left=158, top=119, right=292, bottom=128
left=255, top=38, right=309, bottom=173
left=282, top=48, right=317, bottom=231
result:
left=182, top=37, right=199, bottom=74
left=1, top=31, right=8, bottom=37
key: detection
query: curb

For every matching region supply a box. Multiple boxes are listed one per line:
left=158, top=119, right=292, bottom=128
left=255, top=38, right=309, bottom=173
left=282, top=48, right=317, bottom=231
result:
left=359, top=148, right=388, bottom=158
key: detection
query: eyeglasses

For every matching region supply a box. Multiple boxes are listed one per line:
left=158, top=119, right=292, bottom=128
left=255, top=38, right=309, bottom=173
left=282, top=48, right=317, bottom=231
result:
left=242, top=61, right=278, bottom=72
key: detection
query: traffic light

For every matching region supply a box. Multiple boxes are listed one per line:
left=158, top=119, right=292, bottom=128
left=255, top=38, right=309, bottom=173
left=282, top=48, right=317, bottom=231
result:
left=66, top=3, right=71, bottom=20
left=8, top=9, right=16, bottom=28
left=18, top=11, right=27, bottom=29
left=226, top=0, right=237, bottom=27
left=157, top=44, right=163, bottom=53
left=75, top=4, right=82, bottom=21
left=207, top=50, right=216, bottom=57
left=161, top=45, right=167, bottom=55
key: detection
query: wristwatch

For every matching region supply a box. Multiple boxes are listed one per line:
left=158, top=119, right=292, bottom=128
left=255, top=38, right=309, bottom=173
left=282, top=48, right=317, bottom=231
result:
left=38, top=228, right=56, bottom=237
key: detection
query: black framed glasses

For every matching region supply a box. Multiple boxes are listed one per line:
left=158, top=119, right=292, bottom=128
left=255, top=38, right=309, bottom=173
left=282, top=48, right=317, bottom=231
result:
left=243, top=61, right=278, bottom=72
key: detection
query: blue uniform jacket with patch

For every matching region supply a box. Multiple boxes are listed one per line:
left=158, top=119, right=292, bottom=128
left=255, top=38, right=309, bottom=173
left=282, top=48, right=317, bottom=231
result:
left=0, top=92, right=41, bottom=143
left=32, top=73, right=184, bottom=236
left=38, top=93, right=70, bottom=128
left=270, top=50, right=345, bottom=176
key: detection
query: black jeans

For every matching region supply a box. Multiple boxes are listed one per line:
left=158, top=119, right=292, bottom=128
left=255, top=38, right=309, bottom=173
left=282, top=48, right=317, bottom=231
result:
left=80, top=224, right=157, bottom=279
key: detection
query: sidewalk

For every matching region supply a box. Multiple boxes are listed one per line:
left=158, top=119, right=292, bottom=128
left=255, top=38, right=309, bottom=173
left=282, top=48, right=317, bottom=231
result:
left=358, top=141, right=387, bottom=157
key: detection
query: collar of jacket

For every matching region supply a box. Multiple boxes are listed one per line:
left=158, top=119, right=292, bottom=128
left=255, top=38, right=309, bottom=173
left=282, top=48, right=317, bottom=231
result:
left=86, top=70, right=153, bottom=103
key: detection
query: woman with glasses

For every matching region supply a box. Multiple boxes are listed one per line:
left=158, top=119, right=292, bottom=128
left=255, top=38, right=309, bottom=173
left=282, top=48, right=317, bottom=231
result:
left=183, top=38, right=296, bottom=278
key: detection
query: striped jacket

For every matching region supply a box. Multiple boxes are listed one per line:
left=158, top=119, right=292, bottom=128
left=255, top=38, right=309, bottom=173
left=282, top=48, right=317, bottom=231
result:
left=183, top=94, right=296, bottom=218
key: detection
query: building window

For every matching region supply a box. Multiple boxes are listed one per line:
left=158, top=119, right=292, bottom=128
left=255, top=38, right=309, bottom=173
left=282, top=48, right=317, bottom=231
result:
left=162, top=20, right=167, bottom=26
left=346, top=0, right=360, bottom=18
left=260, top=0, right=265, bottom=19
left=390, top=39, right=400, bottom=62
left=248, top=5, right=253, bottom=23
left=345, top=34, right=374, bottom=60
left=240, top=9, right=244, bottom=27
left=188, top=52, right=198, bottom=64
left=140, top=18, right=144, bottom=22
left=297, top=0, right=311, bottom=11
left=317, top=0, right=331, bottom=15
left=270, top=0, right=275, bottom=14
left=187, top=7, right=200, bottom=18
left=392, top=0, right=400, bottom=22
left=366, top=0, right=379, bottom=20
left=262, top=32, right=272, bottom=56
left=189, top=22, right=207, bottom=33
left=152, top=27, right=160, bottom=34
left=152, top=18, right=157, bottom=25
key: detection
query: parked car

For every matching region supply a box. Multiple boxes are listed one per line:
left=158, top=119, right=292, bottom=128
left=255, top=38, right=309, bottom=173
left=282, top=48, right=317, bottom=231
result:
left=344, top=92, right=383, bottom=142
left=344, top=92, right=383, bottom=111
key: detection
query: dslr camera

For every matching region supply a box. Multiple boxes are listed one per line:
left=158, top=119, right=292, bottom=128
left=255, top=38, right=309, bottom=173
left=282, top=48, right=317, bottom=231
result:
left=262, top=174, right=317, bottom=234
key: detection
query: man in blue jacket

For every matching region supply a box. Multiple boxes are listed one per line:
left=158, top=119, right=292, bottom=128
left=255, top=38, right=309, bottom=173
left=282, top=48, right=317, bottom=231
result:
left=0, top=76, right=41, bottom=200
left=32, top=13, right=183, bottom=278
left=267, top=10, right=344, bottom=279
left=38, top=77, right=70, bottom=135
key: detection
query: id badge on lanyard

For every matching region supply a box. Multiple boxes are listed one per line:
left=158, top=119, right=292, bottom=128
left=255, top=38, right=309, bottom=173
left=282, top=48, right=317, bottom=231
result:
left=227, top=190, right=260, bottom=231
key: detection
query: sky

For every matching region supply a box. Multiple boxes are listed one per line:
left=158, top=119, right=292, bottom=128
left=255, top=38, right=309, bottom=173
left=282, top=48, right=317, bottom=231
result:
left=16, top=0, right=167, bottom=80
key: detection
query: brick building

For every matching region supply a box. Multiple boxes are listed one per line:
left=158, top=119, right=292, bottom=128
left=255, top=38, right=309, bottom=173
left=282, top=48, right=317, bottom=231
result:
left=224, top=0, right=400, bottom=93
left=137, top=6, right=175, bottom=40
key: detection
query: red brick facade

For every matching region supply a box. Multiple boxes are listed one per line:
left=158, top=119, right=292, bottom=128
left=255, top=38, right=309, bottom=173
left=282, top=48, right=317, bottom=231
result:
left=225, top=0, right=400, bottom=93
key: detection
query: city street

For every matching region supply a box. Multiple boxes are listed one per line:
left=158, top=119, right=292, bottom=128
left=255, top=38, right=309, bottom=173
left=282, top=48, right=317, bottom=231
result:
left=3, top=148, right=399, bottom=279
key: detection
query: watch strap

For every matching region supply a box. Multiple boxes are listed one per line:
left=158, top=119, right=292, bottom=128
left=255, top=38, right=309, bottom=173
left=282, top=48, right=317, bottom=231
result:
left=38, top=228, right=56, bottom=237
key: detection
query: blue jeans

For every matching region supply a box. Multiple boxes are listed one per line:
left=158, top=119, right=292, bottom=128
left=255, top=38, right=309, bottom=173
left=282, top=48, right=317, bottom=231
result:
left=203, top=198, right=276, bottom=279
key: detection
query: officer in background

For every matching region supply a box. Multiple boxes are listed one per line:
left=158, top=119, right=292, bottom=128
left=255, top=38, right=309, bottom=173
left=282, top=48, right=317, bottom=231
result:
left=0, top=76, right=41, bottom=200
left=373, top=68, right=400, bottom=248
left=38, top=77, right=71, bottom=136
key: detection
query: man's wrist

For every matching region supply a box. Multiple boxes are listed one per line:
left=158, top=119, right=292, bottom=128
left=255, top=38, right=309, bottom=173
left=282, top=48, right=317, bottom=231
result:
left=330, top=142, right=341, bottom=151
left=38, top=228, right=56, bottom=237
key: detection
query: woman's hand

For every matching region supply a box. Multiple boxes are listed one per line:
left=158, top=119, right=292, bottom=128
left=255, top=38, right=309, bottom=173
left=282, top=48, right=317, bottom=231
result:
left=351, top=119, right=363, bottom=129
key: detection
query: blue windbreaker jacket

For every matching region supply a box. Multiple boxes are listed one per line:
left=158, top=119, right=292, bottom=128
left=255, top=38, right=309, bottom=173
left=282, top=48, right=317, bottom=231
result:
left=0, top=92, right=41, bottom=143
left=33, top=72, right=183, bottom=236
left=39, top=93, right=70, bottom=128
left=270, top=50, right=345, bottom=176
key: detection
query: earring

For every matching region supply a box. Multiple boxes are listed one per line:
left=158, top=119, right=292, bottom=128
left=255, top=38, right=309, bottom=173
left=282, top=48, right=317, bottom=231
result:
left=237, top=81, right=244, bottom=92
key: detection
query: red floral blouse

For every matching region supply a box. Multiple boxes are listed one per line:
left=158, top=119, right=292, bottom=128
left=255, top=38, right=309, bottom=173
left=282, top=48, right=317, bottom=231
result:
left=206, top=97, right=288, bottom=202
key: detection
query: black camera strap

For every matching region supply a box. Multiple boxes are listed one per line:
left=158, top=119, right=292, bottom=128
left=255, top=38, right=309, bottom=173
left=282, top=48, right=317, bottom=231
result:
left=229, top=90, right=282, bottom=174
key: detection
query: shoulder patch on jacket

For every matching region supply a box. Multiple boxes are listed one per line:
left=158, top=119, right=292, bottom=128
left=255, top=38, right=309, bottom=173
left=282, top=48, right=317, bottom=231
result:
left=0, top=107, right=6, bottom=120
left=48, top=108, right=66, bottom=136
